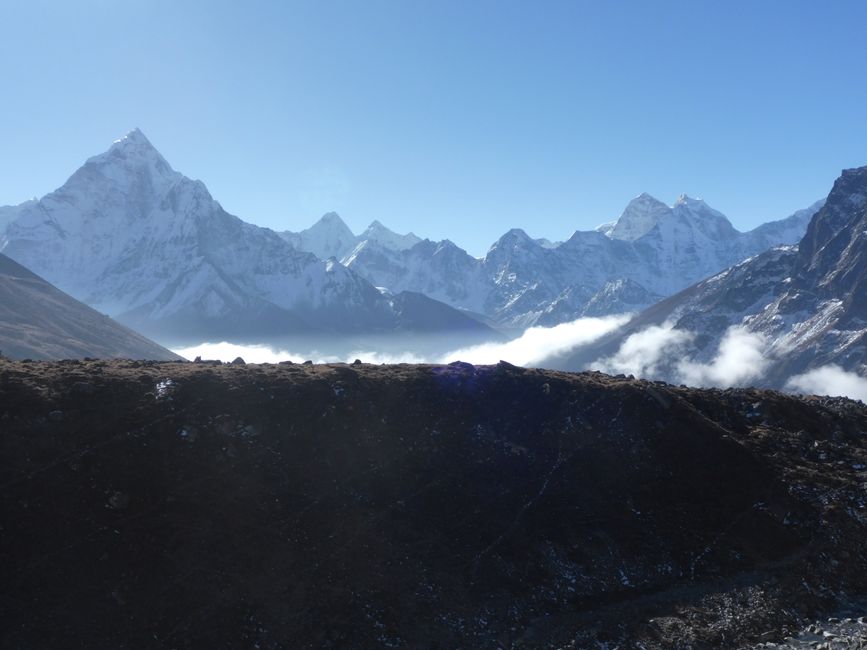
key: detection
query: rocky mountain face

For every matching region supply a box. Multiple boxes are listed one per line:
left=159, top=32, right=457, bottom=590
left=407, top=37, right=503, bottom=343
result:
left=3, top=359, right=867, bottom=648
left=0, top=130, right=495, bottom=345
left=560, top=166, right=867, bottom=387
left=338, top=194, right=821, bottom=329
left=0, top=253, right=180, bottom=361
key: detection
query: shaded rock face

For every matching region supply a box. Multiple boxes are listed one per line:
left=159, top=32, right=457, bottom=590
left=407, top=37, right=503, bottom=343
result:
left=2, top=360, right=867, bottom=648
left=795, top=166, right=867, bottom=320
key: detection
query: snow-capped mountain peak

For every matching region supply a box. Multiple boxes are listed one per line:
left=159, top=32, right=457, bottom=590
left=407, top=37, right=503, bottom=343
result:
left=112, top=127, right=152, bottom=147
left=0, top=131, right=499, bottom=344
left=90, top=128, right=176, bottom=174
left=608, top=192, right=670, bottom=241
left=359, top=220, right=422, bottom=251
left=280, top=214, right=422, bottom=260
left=673, top=193, right=701, bottom=206
left=279, top=212, right=357, bottom=260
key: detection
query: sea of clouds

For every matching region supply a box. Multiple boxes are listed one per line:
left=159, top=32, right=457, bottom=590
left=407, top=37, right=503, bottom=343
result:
left=174, top=316, right=867, bottom=402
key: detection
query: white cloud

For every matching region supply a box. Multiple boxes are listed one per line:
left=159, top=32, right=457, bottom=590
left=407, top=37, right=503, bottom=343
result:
left=173, top=341, right=326, bottom=364
left=173, top=315, right=629, bottom=367
left=442, top=315, right=630, bottom=366
left=785, top=364, right=867, bottom=402
left=591, top=321, right=693, bottom=378
left=173, top=324, right=867, bottom=404
left=591, top=323, right=770, bottom=387
left=676, top=326, right=769, bottom=387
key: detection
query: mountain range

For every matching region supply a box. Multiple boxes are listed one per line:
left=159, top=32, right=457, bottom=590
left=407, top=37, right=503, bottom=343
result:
left=280, top=181, right=821, bottom=330
left=281, top=187, right=823, bottom=329
left=0, top=129, right=825, bottom=351
left=0, top=130, right=494, bottom=346
left=560, top=165, right=867, bottom=389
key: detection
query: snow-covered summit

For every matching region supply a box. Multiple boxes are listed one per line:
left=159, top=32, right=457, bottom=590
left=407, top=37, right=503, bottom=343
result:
left=280, top=214, right=422, bottom=260
left=608, top=192, right=671, bottom=241
left=85, top=128, right=179, bottom=185
left=280, top=212, right=357, bottom=260
left=359, top=220, right=421, bottom=251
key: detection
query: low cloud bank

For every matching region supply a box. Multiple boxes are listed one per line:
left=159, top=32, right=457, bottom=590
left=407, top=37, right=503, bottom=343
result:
left=174, top=319, right=867, bottom=403
left=591, top=323, right=768, bottom=388
left=677, top=326, right=770, bottom=387
left=592, top=321, right=866, bottom=401
left=173, top=315, right=629, bottom=367
left=785, top=365, right=867, bottom=403
left=592, top=322, right=693, bottom=378
left=173, top=341, right=427, bottom=365
left=441, top=315, right=630, bottom=366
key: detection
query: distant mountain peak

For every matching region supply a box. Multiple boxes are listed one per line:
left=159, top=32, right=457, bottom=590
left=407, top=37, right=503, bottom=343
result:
left=319, top=211, right=346, bottom=223
left=674, top=193, right=702, bottom=206
left=501, top=227, right=534, bottom=242
left=103, top=128, right=165, bottom=162
left=113, top=127, right=151, bottom=146
left=311, top=212, right=353, bottom=234
left=608, top=193, right=670, bottom=241
left=82, top=128, right=177, bottom=187
left=359, top=220, right=421, bottom=251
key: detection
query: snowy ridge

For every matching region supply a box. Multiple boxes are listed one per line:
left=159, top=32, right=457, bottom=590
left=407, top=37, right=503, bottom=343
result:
left=340, top=195, right=820, bottom=328
left=278, top=214, right=421, bottom=260
left=560, top=166, right=867, bottom=387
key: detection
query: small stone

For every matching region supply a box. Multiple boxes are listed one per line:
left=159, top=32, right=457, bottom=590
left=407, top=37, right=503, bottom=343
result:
left=214, top=415, right=236, bottom=436
left=242, top=424, right=258, bottom=437
left=303, top=360, right=313, bottom=365
left=231, top=357, right=246, bottom=365
left=48, top=410, right=64, bottom=422
left=72, top=381, right=95, bottom=395
left=107, top=491, right=129, bottom=510
left=352, top=359, right=362, bottom=366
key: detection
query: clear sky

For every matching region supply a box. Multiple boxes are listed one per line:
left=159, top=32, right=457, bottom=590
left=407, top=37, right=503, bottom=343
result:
left=1, top=0, right=866, bottom=255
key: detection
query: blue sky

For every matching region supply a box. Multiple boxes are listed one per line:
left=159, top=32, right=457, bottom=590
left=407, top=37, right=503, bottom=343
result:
left=1, top=0, right=866, bottom=255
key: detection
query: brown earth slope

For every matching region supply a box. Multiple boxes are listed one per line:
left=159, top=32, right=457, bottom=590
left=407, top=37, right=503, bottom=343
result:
left=0, top=253, right=180, bottom=361
left=2, top=359, right=867, bottom=648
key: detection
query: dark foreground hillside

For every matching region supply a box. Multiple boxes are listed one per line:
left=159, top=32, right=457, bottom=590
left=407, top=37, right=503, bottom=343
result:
left=2, top=359, right=867, bottom=648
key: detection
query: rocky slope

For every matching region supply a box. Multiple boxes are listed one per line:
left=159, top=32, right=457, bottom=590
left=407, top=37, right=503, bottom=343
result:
left=0, top=253, right=180, bottom=360
left=561, top=166, right=867, bottom=388
left=0, top=130, right=495, bottom=345
left=3, top=359, right=867, bottom=648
